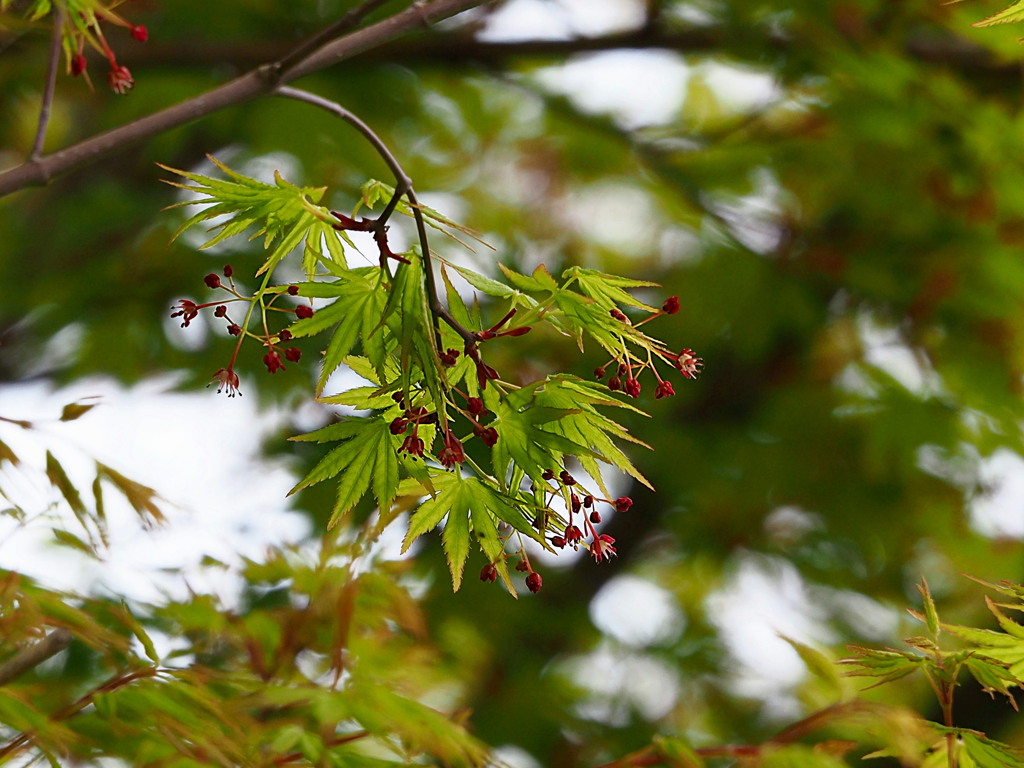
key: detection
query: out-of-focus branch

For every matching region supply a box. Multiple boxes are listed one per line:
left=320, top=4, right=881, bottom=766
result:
left=29, top=2, right=63, bottom=160
left=113, top=26, right=1020, bottom=81
left=0, top=0, right=491, bottom=199
left=0, top=628, right=72, bottom=687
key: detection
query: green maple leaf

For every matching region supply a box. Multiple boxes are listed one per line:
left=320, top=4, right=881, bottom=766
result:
left=160, top=157, right=345, bottom=278
left=839, top=645, right=929, bottom=687
left=402, top=474, right=539, bottom=594
left=289, top=416, right=400, bottom=529
left=289, top=270, right=389, bottom=395
left=973, top=0, right=1024, bottom=27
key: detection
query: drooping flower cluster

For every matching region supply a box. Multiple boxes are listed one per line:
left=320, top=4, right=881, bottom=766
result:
left=62, top=3, right=149, bottom=94
left=476, top=467, right=639, bottom=595
left=593, top=294, right=703, bottom=400
left=171, top=266, right=313, bottom=397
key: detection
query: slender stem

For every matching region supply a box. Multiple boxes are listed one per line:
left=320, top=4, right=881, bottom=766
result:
left=0, top=666, right=160, bottom=760
left=30, top=2, right=64, bottom=160
left=0, top=628, right=72, bottom=687
left=274, top=0, right=392, bottom=77
left=273, top=86, right=476, bottom=349
left=0, top=0, right=491, bottom=198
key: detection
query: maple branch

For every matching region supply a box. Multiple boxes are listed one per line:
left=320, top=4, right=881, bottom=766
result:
left=30, top=1, right=63, bottom=161
left=0, top=628, right=72, bottom=687
left=0, top=0, right=490, bottom=199
left=273, top=85, right=475, bottom=349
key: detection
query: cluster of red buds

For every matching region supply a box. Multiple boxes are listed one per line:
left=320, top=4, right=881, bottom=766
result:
left=594, top=295, right=703, bottom=399
left=481, top=555, right=543, bottom=594
left=477, top=468, right=634, bottom=594
left=537, top=468, right=631, bottom=564
left=390, top=400, right=439, bottom=459
left=66, top=5, right=148, bottom=94
left=170, top=265, right=314, bottom=397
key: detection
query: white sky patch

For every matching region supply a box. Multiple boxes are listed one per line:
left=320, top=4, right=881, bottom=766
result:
left=0, top=377, right=309, bottom=605
left=491, top=745, right=543, bottom=768
left=706, top=553, right=832, bottom=713
left=566, top=181, right=662, bottom=252
left=561, top=642, right=680, bottom=725
left=590, top=574, right=686, bottom=647
left=480, top=0, right=646, bottom=41
left=535, top=50, right=690, bottom=129
left=694, top=63, right=780, bottom=113
left=970, top=448, right=1024, bottom=539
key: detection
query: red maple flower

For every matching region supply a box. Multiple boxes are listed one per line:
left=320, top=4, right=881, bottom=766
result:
left=675, top=349, right=704, bottom=379
left=655, top=380, right=675, bottom=399
left=401, top=434, right=425, bottom=458
left=263, top=349, right=285, bottom=374
left=590, top=534, right=617, bottom=563
left=438, top=430, right=466, bottom=468
left=108, top=64, right=134, bottom=94
left=171, top=300, right=199, bottom=328
left=526, top=571, right=543, bottom=593
left=211, top=368, right=241, bottom=397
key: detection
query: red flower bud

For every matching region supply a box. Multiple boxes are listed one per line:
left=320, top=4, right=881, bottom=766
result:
left=480, top=563, right=498, bottom=583
left=662, top=296, right=680, bottom=315
left=131, top=25, right=148, bottom=43
left=71, top=53, right=87, bottom=76
left=390, top=417, right=408, bottom=435
left=515, top=559, right=530, bottom=572
left=542, top=469, right=555, bottom=481
left=552, top=536, right=567, bottom=548
left=526, top=571, right=543, bottom=593
left=107, top=64, right=133, bottom=95
left=438, top=430, right=466, bottom=469
left=571, top=493, right=581, bottom=513
left=277, top=329, right=292, bottom=341
left=295, top=305, right=314, bottom=320
left=227, top=324, right=241, bottom=336
left=583, top=495, right=594, bottom=508
left=608, top=376, right=621, bottom=391
left=559, top=470, right=575, bottom=486
left=213, top=305, right=227, bottom=318
left=594, top=366, right=606, bottom=379
left=204, top=273, right=221, bottom=289
left=614, top=496, right=633, bottom=513
left=288, top=285, right=299, bottom=296
left=467, top=397, right=486, bottom=416
left=263, top=349, right=285, bottom=374
left=223, top=264, right=234, bottom=278
left=480, top=427, right=498, bottom=447
left=590, top=511, right=602, bottom=524
left=285, top=347, right=301, bottom=363
left=610, top=308, right=628, bottom=322
left=655, top=380, right=675, bottom=399
left=624, top=378, right=641, bottom=398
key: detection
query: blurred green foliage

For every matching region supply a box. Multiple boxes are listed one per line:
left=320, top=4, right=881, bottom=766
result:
left=5, top=0, right=1024, bottom=765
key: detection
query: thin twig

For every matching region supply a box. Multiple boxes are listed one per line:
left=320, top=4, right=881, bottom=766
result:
left=273, top=86, right=475, bottom=349
left=0, top=0, right=490, bottom=198
left=273, top=0, right=393, bottom=78
left=0, top=665, right=160, bottom=761
left=30, top=2, right=64, bottom=160
left=0, top=628, right=72, bottom=687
